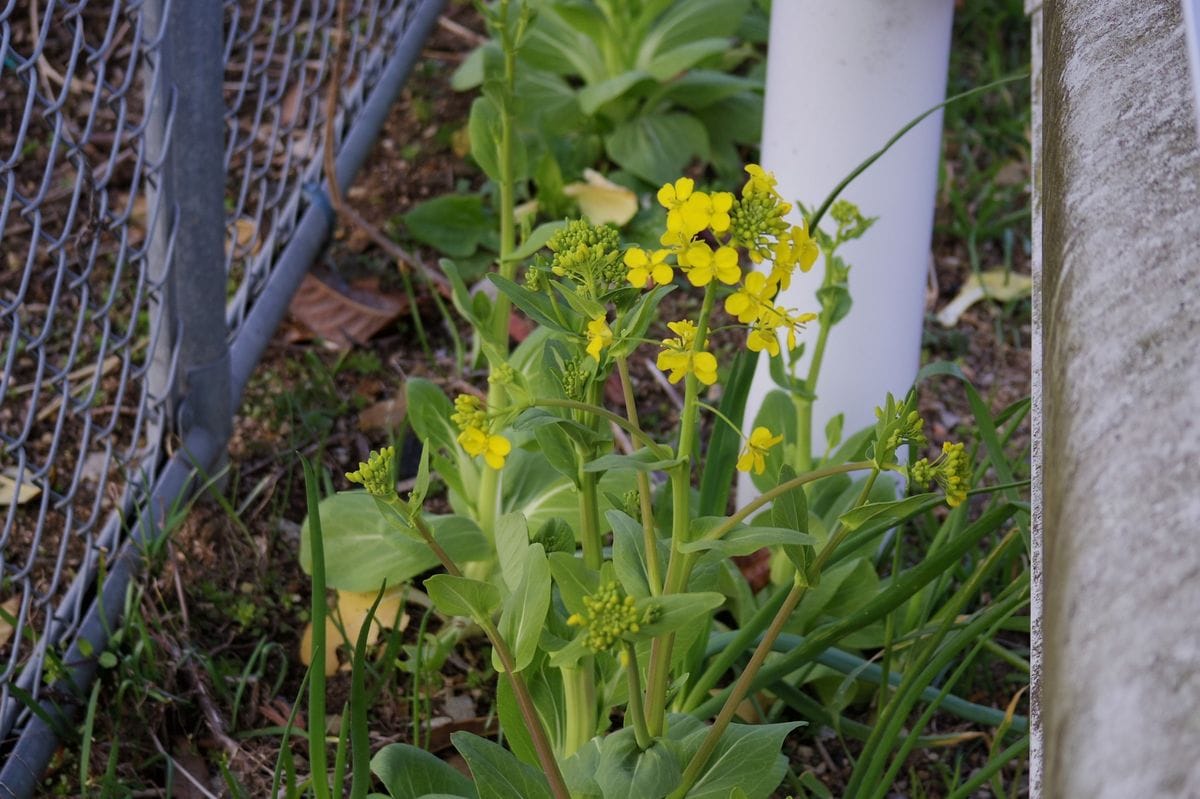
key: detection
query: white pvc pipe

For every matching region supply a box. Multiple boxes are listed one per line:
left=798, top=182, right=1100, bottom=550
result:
left=741, top=0, right=955, bottom=501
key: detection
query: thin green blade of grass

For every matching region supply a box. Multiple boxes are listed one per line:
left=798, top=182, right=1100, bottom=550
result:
left=300, top=454, right=332, bottom=799
left=350, top=584, right=388, bottom=799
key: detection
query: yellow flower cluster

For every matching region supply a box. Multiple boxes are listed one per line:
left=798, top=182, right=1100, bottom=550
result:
left=737, top=427, right=783, bottom=475
left=625, top=166, right=821, bottom=385
left=910, top=442, right=972, bottom=508
left=345, top=446, right=396, bottom=498
left=586, top=315, right=612, bottom=361
left=566, top=581, right=652, bottom=652
left=656, top=320, right=719, bottom=386
left=451, top=394, right=511, bottom=470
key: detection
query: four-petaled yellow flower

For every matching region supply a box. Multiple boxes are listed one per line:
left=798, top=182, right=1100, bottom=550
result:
left=458, top=427, right=512, bottom=470
left=656, top=320, right=719, bottom=385
left=657, top=177, right=695, bottom=210
left=742, top=164, right=779, bottom=197
left=746, top=321, right=780, bottom=357
left=683, top=243, right=740, bottom=286
left=624, top=247, right=673, bottom=288
left=586, top=315, right=613, bottom=361
left=724, top=270, right=776, bottom=323
left=737, top=426, right=783, bottom=475
left=669, top=191, right=734, bottom=237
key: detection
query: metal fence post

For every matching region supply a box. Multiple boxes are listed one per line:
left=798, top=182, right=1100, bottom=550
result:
left=144, top=0, right=232, bottom=459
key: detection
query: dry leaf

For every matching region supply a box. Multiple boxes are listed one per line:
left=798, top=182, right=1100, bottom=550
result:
left=563, top=169, right=638, bottom=226
left=0, top=473, right=40, bottom=507
left=299, top=587, right=409, bottom=676
left=229, top=217, right=262, bottom=257
left=288, top=271, right=408, bottom=348
left=936, top=270, right=1032, bottom=327
left=0, top=597, right=21, bottom=650
left=358, top=395, right=407, bottom=432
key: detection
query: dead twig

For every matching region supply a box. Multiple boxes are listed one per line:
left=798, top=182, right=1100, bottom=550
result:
left=436, top=15, right=487, bottom=46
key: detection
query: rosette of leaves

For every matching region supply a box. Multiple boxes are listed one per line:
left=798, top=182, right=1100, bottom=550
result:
left=453, top=0, right=767, bottom=189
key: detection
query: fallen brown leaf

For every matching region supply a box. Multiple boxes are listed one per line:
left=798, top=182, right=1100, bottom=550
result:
left=288, top=270, right=408, bottom=348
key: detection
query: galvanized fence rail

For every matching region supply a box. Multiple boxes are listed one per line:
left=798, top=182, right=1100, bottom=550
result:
left=0, top=0, right=443, bottom=793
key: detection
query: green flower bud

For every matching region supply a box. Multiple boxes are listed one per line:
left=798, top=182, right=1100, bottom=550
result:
left=345, top=446, right=396, bottom=499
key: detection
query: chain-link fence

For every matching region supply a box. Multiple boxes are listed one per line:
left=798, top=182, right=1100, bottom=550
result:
left=0, top=1, right=443, bottom=793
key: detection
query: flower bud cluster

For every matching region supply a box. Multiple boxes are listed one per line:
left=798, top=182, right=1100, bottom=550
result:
left=548, top=219, right=624, bottom=291
left=345, top=446, right=396, bottom=499
left=910, top=441, right=972, bottom=508
left=567, top=581, right=655, bottom=653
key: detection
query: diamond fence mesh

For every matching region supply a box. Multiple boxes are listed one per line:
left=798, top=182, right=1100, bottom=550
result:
left=0, top=0, right=442, bottom=793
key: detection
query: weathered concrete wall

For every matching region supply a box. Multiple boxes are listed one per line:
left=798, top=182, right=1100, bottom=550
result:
left=1039, top=0, right=1200, bottom=796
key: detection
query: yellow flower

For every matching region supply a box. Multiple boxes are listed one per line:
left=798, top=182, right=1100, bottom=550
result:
left=659, top=228, right=695, bottom=264
left=457, top=427, right=512, bottom=470
left=668, top=191, right=734, bottom=237
left=742, top=163, right=779, bottom=197
left=778, top=223, right=820, bottom=273
left=683, top=243, right=741, bottom=287
left=724, top=270, right=776, bottom=323
left=624, top=247, right=673, bottom=288
left=737, top=426, right=783, bottom=475
left=656, top=320, right=719, bottom=385
left=746, top=322, right=780, bottom=357
left=586, top=315, right=613, bottom=361
left=758, top=304, right=817, bottom=351
left=657, top=177, right=695, bottom=210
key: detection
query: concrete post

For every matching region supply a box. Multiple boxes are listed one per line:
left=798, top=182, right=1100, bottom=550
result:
left=1036, top=1, right=1200, bottom=795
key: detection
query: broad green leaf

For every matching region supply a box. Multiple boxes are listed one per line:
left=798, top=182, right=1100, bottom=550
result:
left=578, top=70, right=654, bottom=114
left=643, top=38, right=729, bottom=82
left=604, top=114, right=709, bottom=186
left=637, top=0, right=748, bottom=62
left=609, top=511, right=651, bottom=598
left=452, top=731, right=553, bottom=799
left=495, top=544, right=551, bottom=673
left=424, top=575, right=501, bottom=623
left=534, top=423, right=581, bottom=486
left=495, top=512, right=531, bottom=592
left=502, top=448, right=634, bottom=536
left=548, top=552, right=598, bottom=615
left=611, top=284, right=674, bottom=358
left=496, top=652, right=565, bottom=767
left=468, top=97, right=503, bottom=182
left=659, top=71, right=760, bottom=110
left=531, top=517, right=576, bottom=555
left=634, top=592, right=725, bottom=638
left=521, top=8, right=606, bottom=82
left=516, top=69, right=584, bottom=133
left=506, top=220, right=567, bottom=262
left=402, top=194, right=493, bottom=259
left=594, top=727, right=681, bottom=799
left=676, top=525, right=815, bottom=556
left=773, top=465, right=813, bottom=576
left=583, top=448, right=679, bottom=473
left=561, top=738, right=603, bottom=799
left=837, top=493, right=941, bottom=531
left=681, top=721, right=802, bottom=799
left=406, top=378, right=459, bottom=453
left=551, top=279, right=607, bottom=320
left=370, top=743, right=477, bottom=799
left=488, top=274, right=574, bottom=334
left=300, top=496, right=487, bottom=591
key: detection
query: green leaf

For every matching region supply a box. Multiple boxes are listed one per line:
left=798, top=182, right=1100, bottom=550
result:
left=604, top=114, right=709, bottom=186
left=634, top=592, right=725, bottom=638
left=837, top=494, right=941, bottom=532
left=495, top=544, right=551, bottom=673
left=548, top=552, right=598, bottom=615
left=370, top=744, right=477, bottom=799
left=659, top=71, right=760, bottom=110
left=676, top=721, right=802, bottom=799
left=643, top=38, right=730, bottom=82
left=609, top=511, right=651, bottom=598
left=506, top=221, right=568, bottom=263
left=594, top=728, right=681, bottom=799
left=551, top=279, right=607, bottom=320
left=502, top=449, right=634, bottom=536
left=402, top=194, right=493, bottom=259
left=610, top=284, right=674, bottom=359
left=496, top=653, right=565, bottom=768
left=488, top=274, right=574, bottom=335
left=578, top=70, right=654, bottom=115
left=468, top=97, right=503, bottom=183
left=406, top=379, right=459, bottom=454
left=424, top=575, right=501, bottom=623
left=494, top=512, right=531, bottom=593
left=773, top=465, right=813, bottom=577
left=676, top=525, right=815, bottom=556
left=300, top=495, right=488, bottom=591
left=560, top=738, right=603, bottom=799
left=452, top=732, right=553, bottom=799
left=583, top=448, right=678, bottom=473
left=534, top=423, right=582, bottom=487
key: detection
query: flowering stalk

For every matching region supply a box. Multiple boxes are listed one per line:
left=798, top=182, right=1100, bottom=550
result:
left=617, top=356, right=662, bottom=594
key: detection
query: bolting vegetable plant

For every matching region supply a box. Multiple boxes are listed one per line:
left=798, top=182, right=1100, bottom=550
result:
left=302, top=161, right=1024, bottom=799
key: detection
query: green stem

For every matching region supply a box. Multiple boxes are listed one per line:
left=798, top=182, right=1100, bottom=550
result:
left=561, top=661, right=596, bottom=757
left=644, top=285, right=717, bottom=736
left=579, top=468, right=602, bottom=570
left=618, top=357, right=662, bottom=594
left=622, top=643, right=652, bottom=750
left=301, top=458, right=331, bottom=799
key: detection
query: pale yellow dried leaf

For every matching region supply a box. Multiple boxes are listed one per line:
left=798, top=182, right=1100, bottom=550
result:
left=563, top=169, right=638, bottom=226
left=298, top=588, right=408, bottom=676
left=0, top=474, right=40, bottom=507
left=936, top=270, right=1032, bottom=327
left=0, top=596, right=20, bottom=650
